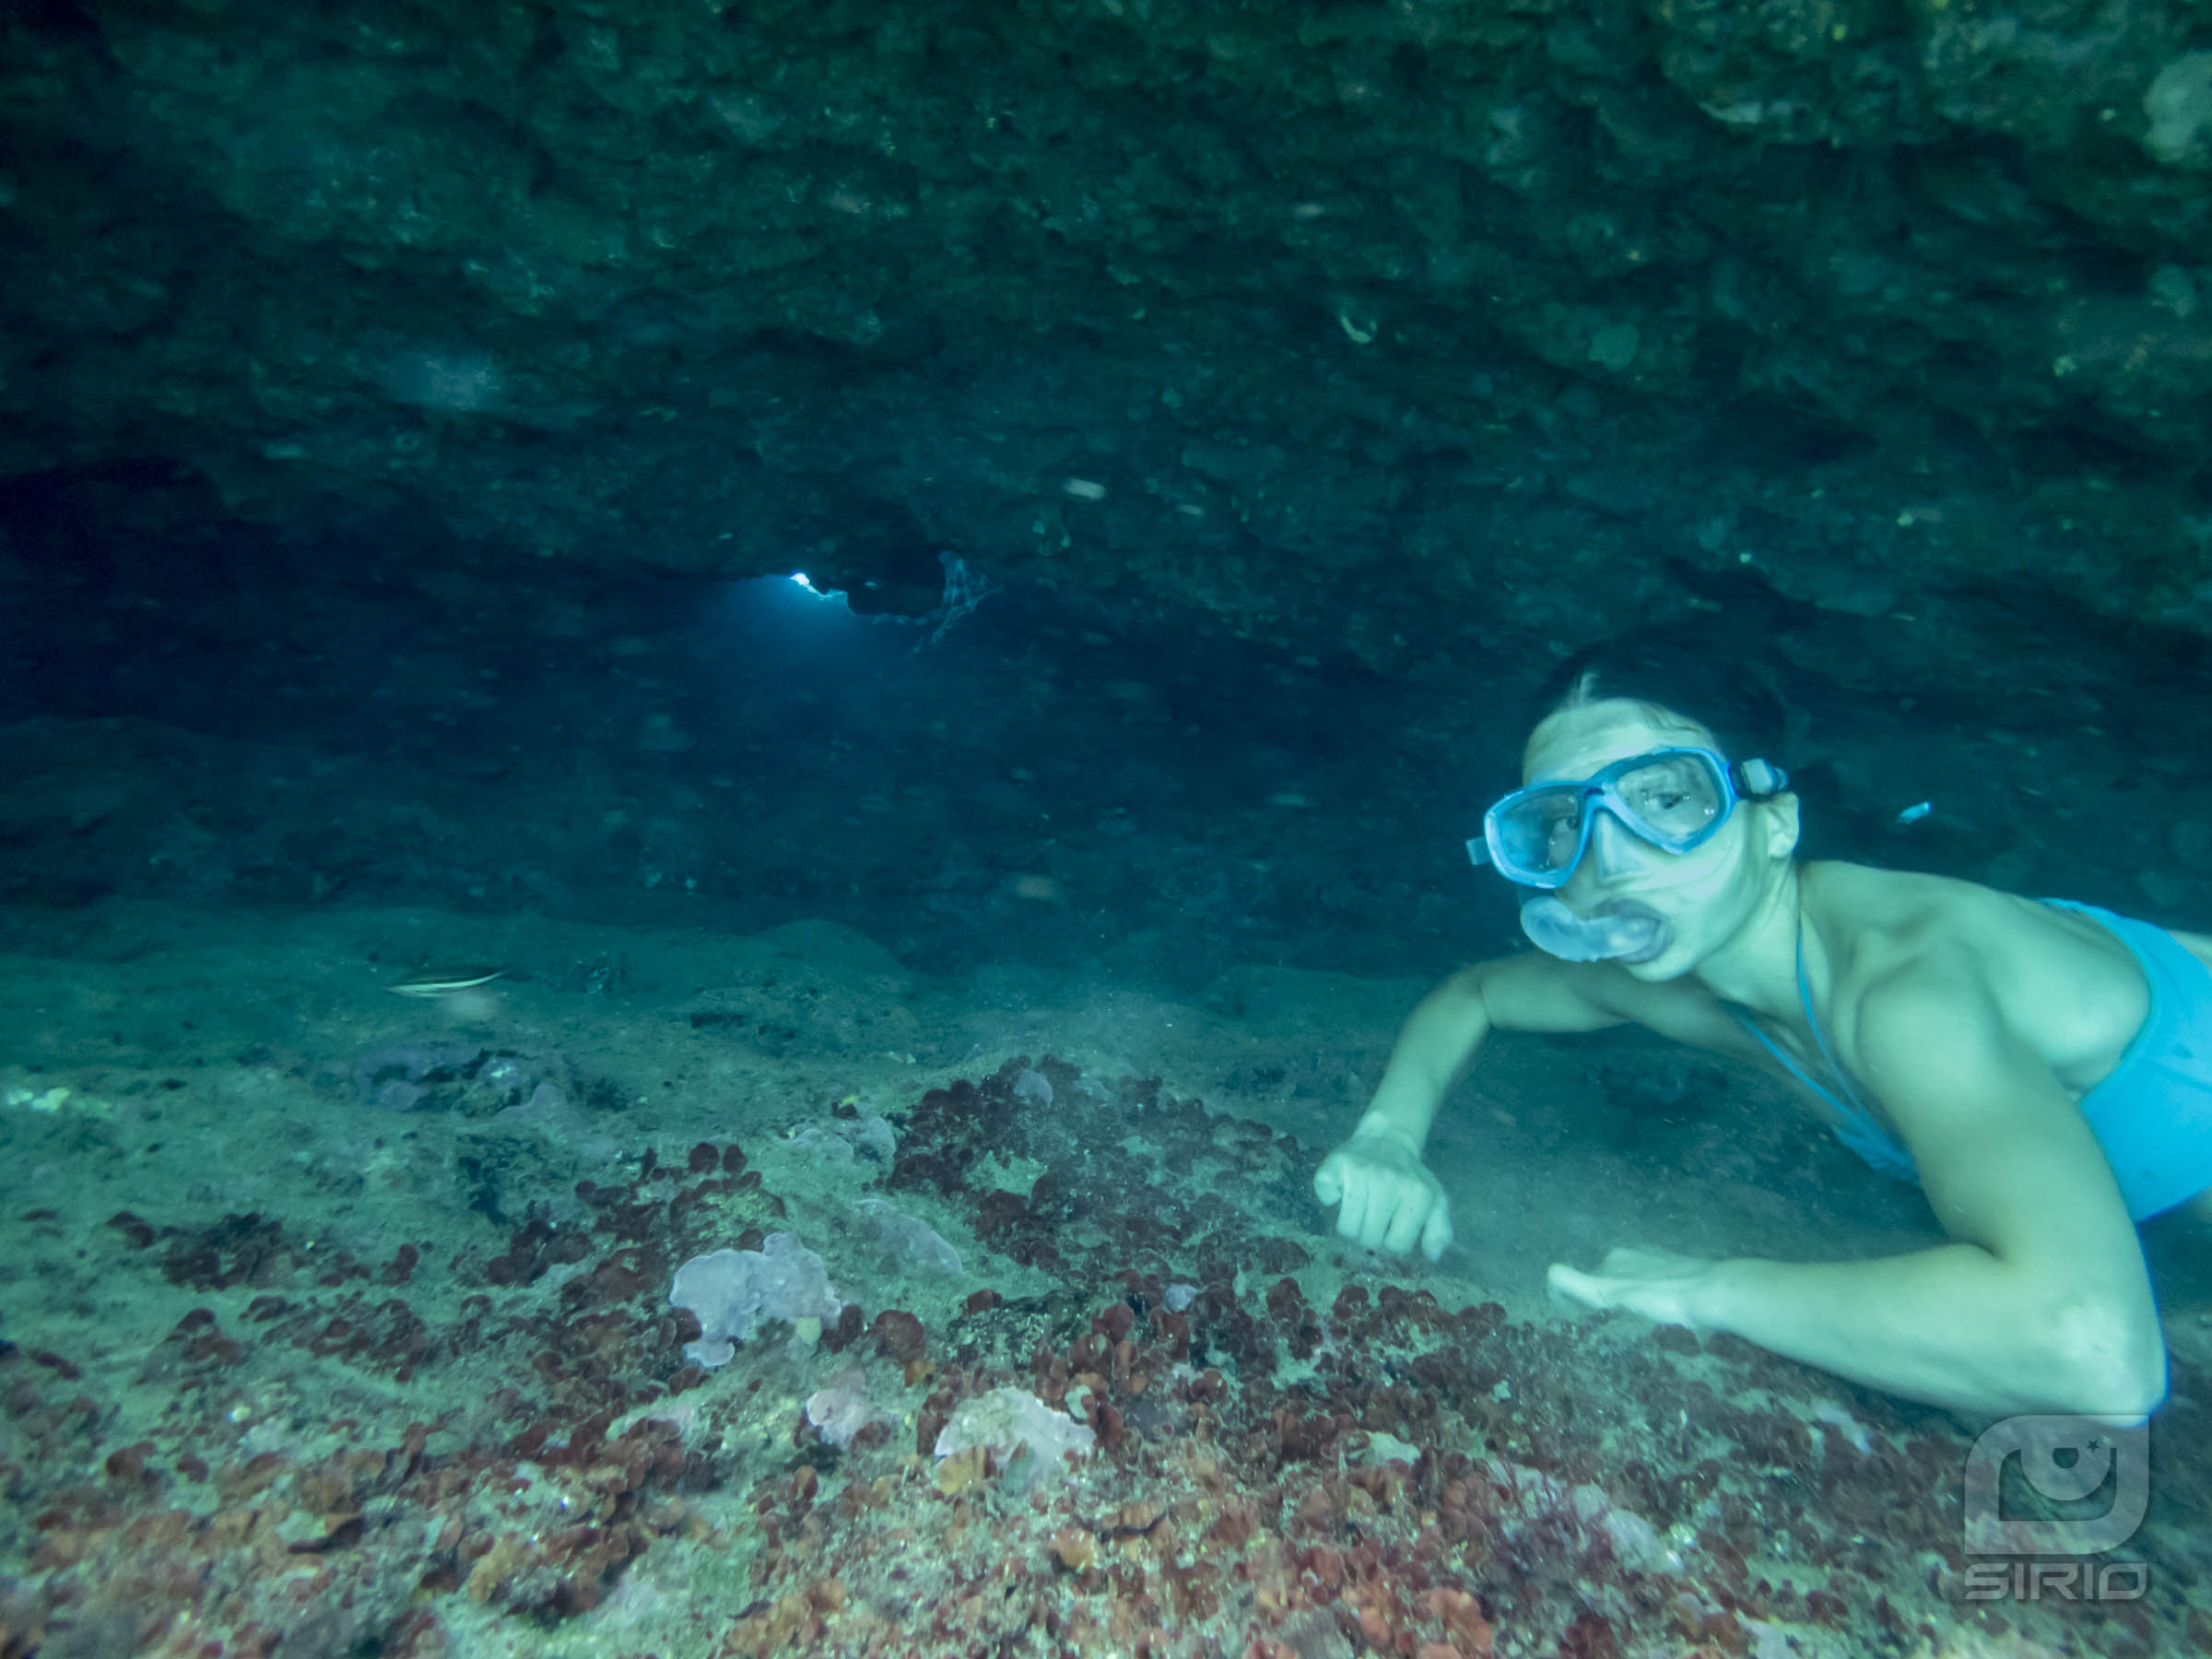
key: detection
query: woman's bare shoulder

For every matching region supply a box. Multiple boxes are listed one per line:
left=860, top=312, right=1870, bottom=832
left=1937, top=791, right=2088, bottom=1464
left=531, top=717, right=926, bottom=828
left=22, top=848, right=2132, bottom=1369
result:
left=1809, top=861, right=2011, bottom=944
left=1815, top=865, right=2150, bottom=1009
left=1811, top=860, right=2159, bottom=943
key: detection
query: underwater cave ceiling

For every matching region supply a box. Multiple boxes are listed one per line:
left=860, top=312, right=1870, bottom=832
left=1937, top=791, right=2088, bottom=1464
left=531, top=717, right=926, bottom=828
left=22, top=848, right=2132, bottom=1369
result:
left=6, top=0, right=2212, bottom=702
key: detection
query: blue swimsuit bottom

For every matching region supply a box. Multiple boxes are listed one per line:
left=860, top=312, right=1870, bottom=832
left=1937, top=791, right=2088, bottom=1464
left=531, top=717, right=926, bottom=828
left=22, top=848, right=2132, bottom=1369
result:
left=1733, top=900, right=2212, bottom=1222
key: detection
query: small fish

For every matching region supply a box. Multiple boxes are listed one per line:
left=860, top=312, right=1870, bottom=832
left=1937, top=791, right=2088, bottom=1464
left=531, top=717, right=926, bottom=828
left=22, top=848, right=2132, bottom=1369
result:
left=386, top=968, right=505, bottom=998
left=1895, top=801, right=1933, bottom=826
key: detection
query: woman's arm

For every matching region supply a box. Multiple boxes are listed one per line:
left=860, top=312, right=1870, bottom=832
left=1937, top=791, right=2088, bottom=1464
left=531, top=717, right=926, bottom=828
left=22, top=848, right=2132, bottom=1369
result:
left=1551, top=966, right=2168, bottom=1421
left=1318, top=954, right=1630, bottom=1257
left=1356, top=953, right=1630, bottom=1147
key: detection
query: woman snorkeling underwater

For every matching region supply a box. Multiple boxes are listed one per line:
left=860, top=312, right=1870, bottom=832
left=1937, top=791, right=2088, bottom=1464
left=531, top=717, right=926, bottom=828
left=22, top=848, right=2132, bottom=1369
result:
left=1314, top=647, right=2209, bottom=1423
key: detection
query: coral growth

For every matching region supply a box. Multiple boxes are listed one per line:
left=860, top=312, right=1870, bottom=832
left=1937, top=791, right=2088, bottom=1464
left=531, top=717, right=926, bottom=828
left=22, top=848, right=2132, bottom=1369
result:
left=5, top=1057, right=2207, bottom=1658
left=670, top=1233, right=845, bottom=1368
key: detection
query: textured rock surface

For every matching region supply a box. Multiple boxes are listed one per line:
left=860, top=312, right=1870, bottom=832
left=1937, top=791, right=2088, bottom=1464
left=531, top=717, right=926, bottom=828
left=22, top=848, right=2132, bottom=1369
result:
left=4, top=0, right=2211, bottom=697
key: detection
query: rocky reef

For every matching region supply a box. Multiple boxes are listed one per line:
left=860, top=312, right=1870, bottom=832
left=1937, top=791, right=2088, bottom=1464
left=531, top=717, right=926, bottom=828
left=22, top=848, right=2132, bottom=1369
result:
left=6, top=0, right=2212, bottom=712
left=6, top=1054, right=2205, bottom=1656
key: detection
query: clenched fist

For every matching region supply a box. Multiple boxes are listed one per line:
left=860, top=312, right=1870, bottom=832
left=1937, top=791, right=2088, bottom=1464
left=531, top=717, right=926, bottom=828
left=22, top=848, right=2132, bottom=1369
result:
left=1312, top=1128, right=1453, bottom=1262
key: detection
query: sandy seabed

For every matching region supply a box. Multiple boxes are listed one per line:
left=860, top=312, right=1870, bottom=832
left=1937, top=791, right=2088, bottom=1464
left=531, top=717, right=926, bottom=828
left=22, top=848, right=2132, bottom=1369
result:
left=4, top=900, right=2210, bottom=1659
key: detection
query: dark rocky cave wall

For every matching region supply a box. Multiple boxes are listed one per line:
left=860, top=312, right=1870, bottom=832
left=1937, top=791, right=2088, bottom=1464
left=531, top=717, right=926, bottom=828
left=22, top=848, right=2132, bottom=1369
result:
left=5, top=0, right=2211, bottom=704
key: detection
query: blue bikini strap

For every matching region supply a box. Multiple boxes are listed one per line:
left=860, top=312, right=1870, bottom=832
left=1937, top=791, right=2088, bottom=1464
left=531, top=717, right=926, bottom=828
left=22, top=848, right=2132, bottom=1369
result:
left=1730, top=924, right=1917, bottom=1180
left=1795, top=929, right=1879, bottom=1124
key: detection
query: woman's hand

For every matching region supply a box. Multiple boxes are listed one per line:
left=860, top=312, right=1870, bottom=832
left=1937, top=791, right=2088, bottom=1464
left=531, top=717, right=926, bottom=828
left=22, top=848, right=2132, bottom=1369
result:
left=1313, top=1128, right=1454, bottom=1261
left=1547, top=1246, right=1722, bottom=1328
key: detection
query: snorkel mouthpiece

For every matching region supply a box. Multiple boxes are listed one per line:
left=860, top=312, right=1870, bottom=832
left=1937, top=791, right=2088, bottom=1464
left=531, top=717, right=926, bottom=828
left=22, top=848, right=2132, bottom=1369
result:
left=1520, top=896, right=1668, bottom=963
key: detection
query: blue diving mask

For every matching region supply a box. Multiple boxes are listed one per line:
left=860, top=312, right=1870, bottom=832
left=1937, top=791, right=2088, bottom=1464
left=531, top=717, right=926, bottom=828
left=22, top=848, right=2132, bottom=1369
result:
left=1465, top=747, right=1789, bottom=963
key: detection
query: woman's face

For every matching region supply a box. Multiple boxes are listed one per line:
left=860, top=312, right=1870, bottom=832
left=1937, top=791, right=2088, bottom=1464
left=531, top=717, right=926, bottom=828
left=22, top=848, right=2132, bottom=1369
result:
left=1521, top=699, right=1779, bottom=977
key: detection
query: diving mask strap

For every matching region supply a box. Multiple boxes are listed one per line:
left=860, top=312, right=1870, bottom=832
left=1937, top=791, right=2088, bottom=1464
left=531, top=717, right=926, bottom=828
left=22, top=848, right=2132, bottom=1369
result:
left=1737, top=758, right=1788, bottom=797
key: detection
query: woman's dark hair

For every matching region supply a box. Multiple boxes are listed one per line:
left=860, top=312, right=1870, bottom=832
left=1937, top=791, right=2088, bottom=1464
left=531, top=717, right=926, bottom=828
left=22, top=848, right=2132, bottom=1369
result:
left=1523, top=634, right=1790, bottom=765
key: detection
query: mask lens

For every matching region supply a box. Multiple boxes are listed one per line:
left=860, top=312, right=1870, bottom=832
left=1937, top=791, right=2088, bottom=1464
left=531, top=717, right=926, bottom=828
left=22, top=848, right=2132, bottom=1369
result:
left=1614, top=754, right=1724, bottom=840
left=1491, top=786, right=1590, bottom=877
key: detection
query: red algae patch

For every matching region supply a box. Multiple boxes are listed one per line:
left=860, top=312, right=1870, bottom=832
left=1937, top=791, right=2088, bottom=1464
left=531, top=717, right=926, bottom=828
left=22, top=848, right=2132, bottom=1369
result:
left=5, top=1055, right=2207, bottom=1658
